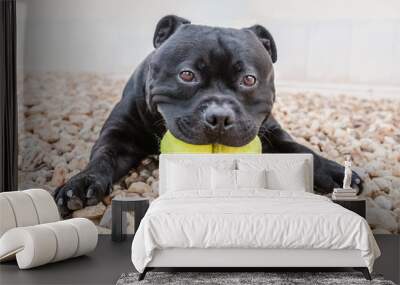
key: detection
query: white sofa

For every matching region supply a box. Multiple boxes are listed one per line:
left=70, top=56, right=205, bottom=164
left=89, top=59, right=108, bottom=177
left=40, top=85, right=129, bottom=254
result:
left=0, top=189, right=98, bottom=269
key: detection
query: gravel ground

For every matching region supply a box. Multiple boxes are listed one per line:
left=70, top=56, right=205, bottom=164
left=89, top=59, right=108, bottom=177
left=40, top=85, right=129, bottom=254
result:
left=17, top=72, right=400, bottom=234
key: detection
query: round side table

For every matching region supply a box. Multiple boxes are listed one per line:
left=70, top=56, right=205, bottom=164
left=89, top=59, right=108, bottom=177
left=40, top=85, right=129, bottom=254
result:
left=111, top=196, right=150, bottom=242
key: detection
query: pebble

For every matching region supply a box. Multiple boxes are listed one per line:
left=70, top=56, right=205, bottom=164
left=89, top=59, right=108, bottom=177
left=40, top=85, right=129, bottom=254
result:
left=23, top=94, right=41, bottom=107
left=126, top=192, right=141, bottom=198
left=20, top=148, right=46, bottom=172
left=142, top=191, right=157, bottom=198
left=151, top=181, right=159, bottom=194
left=103, top=189, right=126, bottom=205
left=374, top=170, right=393, bottom=177
left=363, top=180, right=380, bottom=196
left=37, top=128, right=60, bottom=143
left=393, top=166, right=400, bottom=177
left=125, top=172, right=140, bottom=187
left=360, top=138, right=376, bottom=152
left=352, top=167, right=369, bottom=180
left=374, top=195, right=393, bottom=210
left=146, top=176, right=155, bottom=185
left=152, top=169, right=159, bottom=179
left=141, top=158, right=153, bottom=166
left=127, top=182, right=151, bottom=194
left=102, top=195, right=112, bottom=206
left=366, top=207, right=397, bottom=232
left=364, top=161, right=385, bottom=177
left=66, top=169, right=80, bottom=180
left=68, top=157, right=88, bottom=171
left=373, top=177, right=392, bottom=192
left=140, top=169, right=151, bottom=179
left=372, top=228, right=392, bottom=234
left=393, top=200, right=400, bottom=209
left=96, top=226, right=111, bottom=234
left=50, top=163, right=68, bottom=187
left=99, top=206, right=112, bottom=228
left=72, top=202, right=106, bottom=219
left=385, top=176, right=400, bottom=190
left=393, top=209, right=400, bottom=222
left=366, top=197, right=379, bottom=208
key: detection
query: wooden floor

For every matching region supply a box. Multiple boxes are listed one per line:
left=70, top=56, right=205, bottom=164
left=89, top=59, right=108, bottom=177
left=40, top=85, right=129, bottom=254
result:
left=0, top=235, right=398, bottom=285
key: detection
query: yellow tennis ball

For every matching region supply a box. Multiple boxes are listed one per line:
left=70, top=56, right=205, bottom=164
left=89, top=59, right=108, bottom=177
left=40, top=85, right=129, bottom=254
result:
left=160, top=131, right=262, bottom=154
left=213, top=136, right=262, bottom=154
left=160, top=131, right=212, bottom=153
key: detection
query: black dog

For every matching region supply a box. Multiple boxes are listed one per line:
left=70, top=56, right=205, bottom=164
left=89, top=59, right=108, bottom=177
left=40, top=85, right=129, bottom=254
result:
left=54, top=15, right=362, bottom=217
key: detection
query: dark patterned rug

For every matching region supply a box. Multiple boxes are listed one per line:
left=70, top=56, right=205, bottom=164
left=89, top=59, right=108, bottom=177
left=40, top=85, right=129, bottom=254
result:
left=116, top=272, right=395, bottom=285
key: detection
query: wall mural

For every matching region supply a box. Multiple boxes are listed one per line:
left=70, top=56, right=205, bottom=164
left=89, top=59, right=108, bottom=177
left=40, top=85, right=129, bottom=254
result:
left=17, top=16, right=400, bottom=235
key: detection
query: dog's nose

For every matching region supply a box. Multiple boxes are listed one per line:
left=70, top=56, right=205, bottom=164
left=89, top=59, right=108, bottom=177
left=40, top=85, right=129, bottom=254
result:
left=204, top=106, right=235, bottom=130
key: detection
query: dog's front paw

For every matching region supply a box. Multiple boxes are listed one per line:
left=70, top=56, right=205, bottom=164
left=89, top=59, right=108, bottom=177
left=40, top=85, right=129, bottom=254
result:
left=314, top=159, right=363, bottom=194
left=53, top=169, right=111, bottom=218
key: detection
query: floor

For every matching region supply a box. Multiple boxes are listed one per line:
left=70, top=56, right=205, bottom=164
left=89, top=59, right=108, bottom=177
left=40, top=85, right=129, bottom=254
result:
left=0, top=235, right=399, bottom=285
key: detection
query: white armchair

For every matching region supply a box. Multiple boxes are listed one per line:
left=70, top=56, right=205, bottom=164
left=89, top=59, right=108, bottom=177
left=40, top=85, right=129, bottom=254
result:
left=0, top=189, right=97, bottom=269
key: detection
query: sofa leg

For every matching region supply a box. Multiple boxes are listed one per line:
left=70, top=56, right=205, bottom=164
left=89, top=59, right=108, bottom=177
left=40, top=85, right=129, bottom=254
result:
left=354, top=267, right=371, bottom=280
left=138, top=268, right=147, bottom=281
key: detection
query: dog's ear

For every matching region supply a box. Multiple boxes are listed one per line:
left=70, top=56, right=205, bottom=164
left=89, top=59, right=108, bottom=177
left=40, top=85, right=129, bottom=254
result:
left=246, top=25, right=277, bottom=63
left=153, top=15, right=191, bottom=48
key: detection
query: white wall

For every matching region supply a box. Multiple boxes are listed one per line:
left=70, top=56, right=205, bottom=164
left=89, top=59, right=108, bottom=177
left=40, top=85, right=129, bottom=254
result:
left=17, top=0, right=400, bottom=93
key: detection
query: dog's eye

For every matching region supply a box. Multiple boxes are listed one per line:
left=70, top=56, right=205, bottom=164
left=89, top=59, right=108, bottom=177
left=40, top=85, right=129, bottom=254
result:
left=242, top=75, right=256, bottom=87
left=179, top=70, right=195, bottom=82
